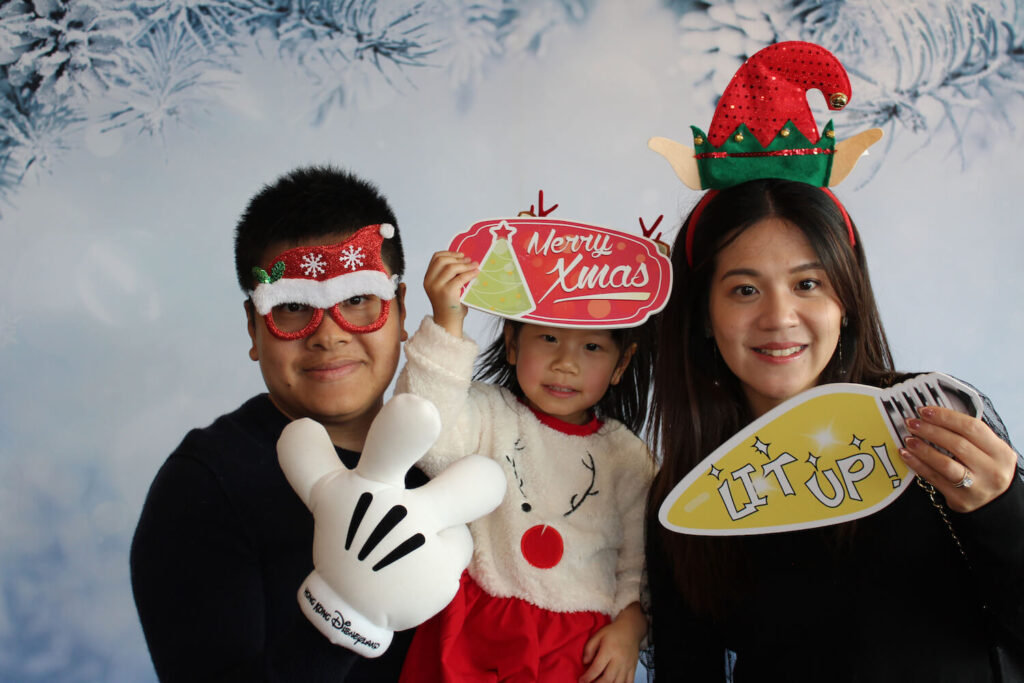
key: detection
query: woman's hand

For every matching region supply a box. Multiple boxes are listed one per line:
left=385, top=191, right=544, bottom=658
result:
left=423, top=251, right=478, bottom=338
left=899, top=405, right=1018, bottom=513
left=579, top=602, right=646, bottom=683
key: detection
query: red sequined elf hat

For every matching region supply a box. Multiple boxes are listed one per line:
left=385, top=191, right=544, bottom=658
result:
left=648, top=41, right=883, bottom=265
left=249, top=223, right=398, bottom=339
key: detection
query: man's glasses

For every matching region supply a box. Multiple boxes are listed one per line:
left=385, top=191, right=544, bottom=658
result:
left=262, top=294, right=390, bottom=340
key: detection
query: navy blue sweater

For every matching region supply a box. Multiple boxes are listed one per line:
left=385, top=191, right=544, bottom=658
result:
left=131, top=394, right=427, bottom=682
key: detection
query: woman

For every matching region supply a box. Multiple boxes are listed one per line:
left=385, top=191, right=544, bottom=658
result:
left=645, top=178, right=1024, bottom=682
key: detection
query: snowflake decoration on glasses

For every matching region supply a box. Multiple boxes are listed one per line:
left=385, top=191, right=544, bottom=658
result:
left=338, top=246, right=365, bottom=271
left=301, top=252, right=327, bottom=277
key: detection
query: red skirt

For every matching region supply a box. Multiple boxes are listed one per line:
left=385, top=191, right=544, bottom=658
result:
left=399, top=571, right=611, bottom=683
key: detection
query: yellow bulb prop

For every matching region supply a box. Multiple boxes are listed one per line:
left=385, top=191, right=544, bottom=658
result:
left=660, top=373, right=981, bottom=535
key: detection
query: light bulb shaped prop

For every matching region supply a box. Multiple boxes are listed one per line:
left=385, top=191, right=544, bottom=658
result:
left=660, top=373, right=981, bottom=536
left=278, top=393, right=506, bottom=656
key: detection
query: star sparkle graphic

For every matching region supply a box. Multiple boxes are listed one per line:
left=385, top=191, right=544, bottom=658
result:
left=850, top=434, right=864, bottom=449
left=752, top=436, right=770, bottom=457
left=806, top=452, right=819, bottom=469
left=807, top=422, right=839, bottom=453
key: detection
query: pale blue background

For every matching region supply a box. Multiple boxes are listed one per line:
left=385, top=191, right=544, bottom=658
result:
left=2, top=1, right=1022, bottom=680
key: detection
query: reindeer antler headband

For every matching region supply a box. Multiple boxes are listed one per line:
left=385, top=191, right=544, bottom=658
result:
left=648, top=41, right=883, bottom=265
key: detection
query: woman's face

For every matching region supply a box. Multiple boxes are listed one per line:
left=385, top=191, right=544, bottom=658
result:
left=708, top=217, right=844, bottom=418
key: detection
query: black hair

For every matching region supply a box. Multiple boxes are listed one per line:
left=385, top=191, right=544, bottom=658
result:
left=234, top=165, right=404, bottom=291
left=646, top=178, right=896, bottom=622
left=474, top=318, right=655, bottom=434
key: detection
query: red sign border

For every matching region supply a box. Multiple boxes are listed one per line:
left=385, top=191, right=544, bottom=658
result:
left=448, top=217, right=673, bottom=329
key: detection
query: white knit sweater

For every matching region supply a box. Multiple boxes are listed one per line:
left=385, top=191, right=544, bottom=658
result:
left=396, top=316, right=655, bottom=617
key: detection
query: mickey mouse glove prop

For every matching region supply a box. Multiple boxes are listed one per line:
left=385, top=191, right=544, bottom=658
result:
left=277, top=393, right=506, bottom=657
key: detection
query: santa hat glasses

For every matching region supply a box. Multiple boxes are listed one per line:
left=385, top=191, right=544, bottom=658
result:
left=249, top=223, right=398, bottom=340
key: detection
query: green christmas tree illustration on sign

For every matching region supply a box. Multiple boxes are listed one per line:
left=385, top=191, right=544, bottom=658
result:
left=462, top=221, right=536, bottom=317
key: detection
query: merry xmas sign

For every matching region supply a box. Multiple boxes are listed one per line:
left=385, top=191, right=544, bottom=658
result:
left=448, top=218, right=672, bottom=328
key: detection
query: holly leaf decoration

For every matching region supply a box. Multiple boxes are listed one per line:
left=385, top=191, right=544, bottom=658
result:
left=252, top=260, right=286, bottom=284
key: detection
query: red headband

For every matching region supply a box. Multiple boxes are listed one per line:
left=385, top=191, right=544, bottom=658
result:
left=685, top=187, right=856, bottom=266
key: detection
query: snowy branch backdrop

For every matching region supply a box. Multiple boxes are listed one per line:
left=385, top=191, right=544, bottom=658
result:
left=2, top=0, right=1023, bottom=680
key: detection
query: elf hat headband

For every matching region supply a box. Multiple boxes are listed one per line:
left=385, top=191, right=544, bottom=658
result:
left=250, top=223, right=397, bottom=339
left=648, top=41, right=883, bottom=265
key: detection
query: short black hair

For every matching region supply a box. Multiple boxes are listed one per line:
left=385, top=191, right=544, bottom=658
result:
left=234, top=165, right=404, bottom=291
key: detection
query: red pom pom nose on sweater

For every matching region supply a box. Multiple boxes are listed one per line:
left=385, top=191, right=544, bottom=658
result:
left=520, top=524, right=564, bottom=569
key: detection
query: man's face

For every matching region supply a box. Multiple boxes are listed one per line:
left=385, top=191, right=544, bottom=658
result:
left=246, top=234, right=407, bottom=437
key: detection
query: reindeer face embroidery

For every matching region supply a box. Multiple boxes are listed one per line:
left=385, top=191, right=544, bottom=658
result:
left=505, top=439, right=600, bottom=570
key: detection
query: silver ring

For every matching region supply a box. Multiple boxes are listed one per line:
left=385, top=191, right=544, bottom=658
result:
left=953, top=467, right=974, bottom=489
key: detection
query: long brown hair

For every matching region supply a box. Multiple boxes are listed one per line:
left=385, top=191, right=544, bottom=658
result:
left=646, top=179, right=896, bottom=620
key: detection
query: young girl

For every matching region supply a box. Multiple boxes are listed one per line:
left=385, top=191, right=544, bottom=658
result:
left=397, top=250, right=656, bottom=683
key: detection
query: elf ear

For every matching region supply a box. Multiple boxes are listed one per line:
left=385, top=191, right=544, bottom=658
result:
left=829, top=128, right=883, bottom=186
left=648, top=137, right=703, bottom=190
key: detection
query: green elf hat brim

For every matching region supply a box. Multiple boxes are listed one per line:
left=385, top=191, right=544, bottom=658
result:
left=692, top=120, right=837, bottom=190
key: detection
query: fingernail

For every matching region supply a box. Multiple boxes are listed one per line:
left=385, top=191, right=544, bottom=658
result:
left=906, top=418, right=922, bottom=431
left=919, top=406, right=936, bottom=418
left=904, top=436, right=920, bottom=449
left=899, top=448, right=913, bottom=460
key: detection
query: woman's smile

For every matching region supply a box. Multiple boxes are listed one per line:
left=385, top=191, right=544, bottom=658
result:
left=751, top=342, right=808, bottom=360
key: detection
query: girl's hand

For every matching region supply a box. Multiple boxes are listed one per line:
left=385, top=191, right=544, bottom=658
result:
left=899, top=405, right=1018, bottom=513
left=579, top=602, right=645, bottom=683
left=423, top=251, right=478, bottom=338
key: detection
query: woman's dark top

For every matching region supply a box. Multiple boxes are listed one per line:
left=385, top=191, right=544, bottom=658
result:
left=646, top=385, right=1024, bottom=682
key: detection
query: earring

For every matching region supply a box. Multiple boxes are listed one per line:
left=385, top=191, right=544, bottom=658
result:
left=839, top=316, right=849, bottom=375
left=836, top=330, right=847, bottom=376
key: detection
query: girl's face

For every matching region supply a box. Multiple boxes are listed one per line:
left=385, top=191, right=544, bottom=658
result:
left=708, top=217, right=844, bottom=418
left=505, top=324, right=635, bottom=425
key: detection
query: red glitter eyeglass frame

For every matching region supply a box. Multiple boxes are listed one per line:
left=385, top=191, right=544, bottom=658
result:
left=261, top=298, right=392, bottom=341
